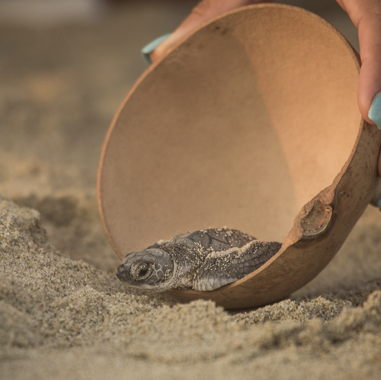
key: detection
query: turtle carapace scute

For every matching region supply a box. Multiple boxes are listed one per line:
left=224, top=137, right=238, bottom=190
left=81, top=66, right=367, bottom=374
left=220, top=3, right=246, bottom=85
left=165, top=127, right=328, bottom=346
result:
left=116, top=228, right=281, bottom=292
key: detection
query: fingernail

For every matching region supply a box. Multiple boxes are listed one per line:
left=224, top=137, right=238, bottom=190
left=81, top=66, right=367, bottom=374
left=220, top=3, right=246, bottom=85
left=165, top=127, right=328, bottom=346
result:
left=377, top=196, right=381, bottom=211
left=141, top=33, right=171, bottom=64
left=368, top=92, right=381, bottom=130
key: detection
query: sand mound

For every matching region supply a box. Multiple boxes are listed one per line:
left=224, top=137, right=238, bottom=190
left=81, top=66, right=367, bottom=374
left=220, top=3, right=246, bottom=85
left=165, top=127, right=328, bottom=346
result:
left=1, top=196, right=381, bottom=379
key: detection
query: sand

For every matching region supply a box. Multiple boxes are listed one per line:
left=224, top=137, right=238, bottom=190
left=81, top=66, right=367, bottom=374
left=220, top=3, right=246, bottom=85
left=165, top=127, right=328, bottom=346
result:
left=1, top=1, right=381, bottom=379
left=1, top=196, right=381, bottom=379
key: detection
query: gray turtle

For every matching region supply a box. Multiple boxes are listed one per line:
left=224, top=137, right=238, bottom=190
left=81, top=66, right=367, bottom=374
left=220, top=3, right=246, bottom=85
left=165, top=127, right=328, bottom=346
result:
left=116, top=228, right=281, bottom=292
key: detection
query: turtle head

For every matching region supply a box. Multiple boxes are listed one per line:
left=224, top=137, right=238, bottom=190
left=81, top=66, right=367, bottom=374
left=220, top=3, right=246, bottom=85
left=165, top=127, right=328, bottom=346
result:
left=116, top=248, right=175, bottom=290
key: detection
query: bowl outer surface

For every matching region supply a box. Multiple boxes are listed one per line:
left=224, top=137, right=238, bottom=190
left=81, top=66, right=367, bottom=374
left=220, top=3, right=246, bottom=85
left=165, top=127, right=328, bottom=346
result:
left=98, top=5, right=381, bottom=308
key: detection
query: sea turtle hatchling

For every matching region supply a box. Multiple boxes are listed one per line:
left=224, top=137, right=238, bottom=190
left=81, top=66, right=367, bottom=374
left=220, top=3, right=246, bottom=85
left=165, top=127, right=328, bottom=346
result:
left=116, top=228, right=281, bottom=292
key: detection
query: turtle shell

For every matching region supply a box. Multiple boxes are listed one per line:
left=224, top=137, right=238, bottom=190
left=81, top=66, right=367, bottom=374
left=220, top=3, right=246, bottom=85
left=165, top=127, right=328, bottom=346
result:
left=98, top=4, right=381, bottom=309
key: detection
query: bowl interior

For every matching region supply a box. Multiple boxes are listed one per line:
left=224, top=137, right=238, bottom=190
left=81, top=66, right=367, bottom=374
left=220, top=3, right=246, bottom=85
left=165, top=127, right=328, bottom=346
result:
left=99, top=5, right=361, bottom=259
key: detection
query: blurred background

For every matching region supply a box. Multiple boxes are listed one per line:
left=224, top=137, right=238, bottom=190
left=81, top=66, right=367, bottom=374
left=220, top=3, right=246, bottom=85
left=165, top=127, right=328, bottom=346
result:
left=2, top=0, right=377, bottom=298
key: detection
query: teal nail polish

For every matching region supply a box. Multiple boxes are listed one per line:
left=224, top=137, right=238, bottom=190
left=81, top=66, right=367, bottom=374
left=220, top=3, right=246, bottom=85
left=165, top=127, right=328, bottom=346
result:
left=377, top=196, right=381, bottom=211
left=141, top=33, right=171, bottom=64
left=368, top=92, right=381, bottom=130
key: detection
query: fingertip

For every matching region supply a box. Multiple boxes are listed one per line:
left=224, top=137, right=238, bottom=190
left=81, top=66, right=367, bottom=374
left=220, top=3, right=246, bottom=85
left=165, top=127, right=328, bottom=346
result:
left=358, top=64, right=381, bottom=128
left=149, top=50, right=159, bottom=64
left=142, top=33, right=172, bottom=64
left=368, top=92, right=381, bottom=129
left=149, top=33, right=179, bottom=63
left=357, top=89, right=374, bottom=126
left=356, top=12, right=381, bottom=126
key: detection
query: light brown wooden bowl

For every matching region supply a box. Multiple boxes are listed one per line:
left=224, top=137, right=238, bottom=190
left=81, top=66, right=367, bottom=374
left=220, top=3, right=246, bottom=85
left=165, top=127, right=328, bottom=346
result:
left=98, top=4, right=381, bottom=309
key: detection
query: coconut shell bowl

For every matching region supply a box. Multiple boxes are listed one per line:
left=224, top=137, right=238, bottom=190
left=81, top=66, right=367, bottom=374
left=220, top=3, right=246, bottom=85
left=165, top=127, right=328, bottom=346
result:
left=98, top=4, right=381, bottom=309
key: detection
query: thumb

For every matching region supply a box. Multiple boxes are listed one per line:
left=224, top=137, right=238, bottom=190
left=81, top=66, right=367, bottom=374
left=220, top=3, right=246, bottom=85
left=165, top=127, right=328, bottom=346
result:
left=357, top=11, right=381, bottom=128
left=150, top=0, right=274, bottom=63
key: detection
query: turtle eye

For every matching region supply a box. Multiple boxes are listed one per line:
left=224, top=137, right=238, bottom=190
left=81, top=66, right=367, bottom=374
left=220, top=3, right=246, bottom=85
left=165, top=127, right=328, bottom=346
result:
left=132, top=262, right=153, bottom=280
left=138, top=263, right=149, bottom=277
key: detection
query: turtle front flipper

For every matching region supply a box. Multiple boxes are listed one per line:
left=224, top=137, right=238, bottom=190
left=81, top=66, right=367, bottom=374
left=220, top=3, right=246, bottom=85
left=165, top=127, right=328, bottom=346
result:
left=193, top=240, right=281, bottom=291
